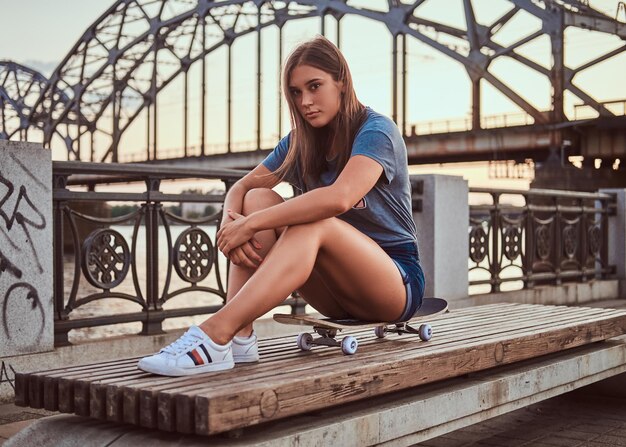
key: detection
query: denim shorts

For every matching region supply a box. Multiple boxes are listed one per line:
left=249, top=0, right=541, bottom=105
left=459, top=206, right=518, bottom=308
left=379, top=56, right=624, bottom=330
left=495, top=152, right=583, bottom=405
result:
left=382, top=241, right=425, bottom=322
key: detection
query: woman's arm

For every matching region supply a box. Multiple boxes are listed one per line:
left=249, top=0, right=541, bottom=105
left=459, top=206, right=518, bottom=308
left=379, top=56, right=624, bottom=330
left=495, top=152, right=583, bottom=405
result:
left=217, top=155, right=383, bottom=253
left=222, top=163, right=281, bottom=225
left=221, top=163, right=282, bottom=267
left=249, top=155, right=383, bottom=230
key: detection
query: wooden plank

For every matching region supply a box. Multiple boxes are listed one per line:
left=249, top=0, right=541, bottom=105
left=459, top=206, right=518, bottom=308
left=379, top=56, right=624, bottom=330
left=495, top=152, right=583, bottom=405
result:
left=53, top=360, right=136, bottom=414
left=193, top=312, right=626, bottom=435
left=57, top=360, right=140, bottom=415
left=165, top=305, right=606, bottom=433
left=11, top=339, right=626, bottom=447
left=108, top=374, right=177, bottom=424
left=27, top=374, right=43, bottom=409
left=43, top=376, right=59, bottom=411
left=61, top=306, right=611, bottom=425
left=170, top=305, right=604, bottom=400
left=19, top=355, right=142, bottom=410
left=257, top=303, right=527, bottom=360
left=261, top=303, right=516, bottom=362
left=188, top=339, right=626, bottom=446
left=134, top=300, right=568, bottom=427
left=38, top=357, right=140, bottom=413
left=160, top=304, right=567, bottom=432
left=206, top=312, right=620, bottom=430
left=14, top=304, right=626, bottom=438
left=90, top=371, right=152, bottom=420
left=73, top=368, right=149, bottom=417
left=159, top=308, right=575, bottom=431
left=13, top=373, right=29, bottom=407
left=13, top=302, right=511, bottom=411
left=130, top=306, right=520, bottom=429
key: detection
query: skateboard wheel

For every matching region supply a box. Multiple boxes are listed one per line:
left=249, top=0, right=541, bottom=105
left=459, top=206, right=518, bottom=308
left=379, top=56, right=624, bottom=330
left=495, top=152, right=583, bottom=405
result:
left=374, top=326, right=386, bottom=338
left=418, top=324, right=432, bottom=341
left=341, top=336, right=358, bottom=355
left=297, top=332, right=313, bottom=351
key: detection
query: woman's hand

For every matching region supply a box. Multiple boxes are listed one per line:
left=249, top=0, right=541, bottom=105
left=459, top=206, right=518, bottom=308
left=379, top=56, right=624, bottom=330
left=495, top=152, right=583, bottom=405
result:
left=227, top=242, right=264, bottom=268
left=217, top=210, right=263, bottom=268
left=220, top=213, right=233, bottom=229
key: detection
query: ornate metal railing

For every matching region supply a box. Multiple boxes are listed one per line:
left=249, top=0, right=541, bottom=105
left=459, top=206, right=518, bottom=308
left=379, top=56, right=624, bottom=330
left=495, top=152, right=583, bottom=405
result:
left=469, top=188, right=616, bottom=294
left=52, top=162, right=304, bottom=346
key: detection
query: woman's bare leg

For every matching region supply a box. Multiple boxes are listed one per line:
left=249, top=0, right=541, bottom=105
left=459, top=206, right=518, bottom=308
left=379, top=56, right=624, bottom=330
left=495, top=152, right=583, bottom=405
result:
left=223, top=188, right=284, bottom=337
left=200, top=217, right=407, bottom=344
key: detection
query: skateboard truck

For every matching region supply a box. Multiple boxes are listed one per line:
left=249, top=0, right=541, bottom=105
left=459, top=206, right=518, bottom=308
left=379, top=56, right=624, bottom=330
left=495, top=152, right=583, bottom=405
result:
left=375, top=322, right=433, bottom=340
left=297, top=328, right=358, bottom=355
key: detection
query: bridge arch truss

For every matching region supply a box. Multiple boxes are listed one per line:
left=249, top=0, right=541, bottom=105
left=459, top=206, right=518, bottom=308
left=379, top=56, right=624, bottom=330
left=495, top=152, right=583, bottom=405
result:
left=11, top=0, right=626, bottom=162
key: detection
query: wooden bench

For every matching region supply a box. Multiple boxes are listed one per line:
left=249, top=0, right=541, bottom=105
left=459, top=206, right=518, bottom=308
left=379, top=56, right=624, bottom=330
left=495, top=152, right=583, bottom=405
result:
left=14, top=303, right=626, bottom=441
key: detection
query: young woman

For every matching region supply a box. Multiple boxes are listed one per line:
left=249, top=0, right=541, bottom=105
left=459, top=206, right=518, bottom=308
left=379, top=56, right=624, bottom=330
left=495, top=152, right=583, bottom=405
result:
left=138, top=36, right=425, bottom=376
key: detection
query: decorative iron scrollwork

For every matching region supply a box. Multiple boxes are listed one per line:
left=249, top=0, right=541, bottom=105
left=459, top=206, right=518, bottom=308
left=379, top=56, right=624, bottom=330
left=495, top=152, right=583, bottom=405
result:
left=469, top=226, right=488, bottom=263
left=535, top=225, right=551, bottom=260
left=82, top=228, right=131, bottom=289
left=588, top=225, right=602, bottom=256
left=562, top=225, right=578, bottom=259
left=503, top=226, right=522, bottom=261
left=174, top=228, right=214, bottom=283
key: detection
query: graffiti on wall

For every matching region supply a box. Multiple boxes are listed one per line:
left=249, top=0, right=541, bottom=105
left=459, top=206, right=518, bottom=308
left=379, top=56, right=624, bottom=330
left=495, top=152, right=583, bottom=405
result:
left=0, top=148, right=50, bottom=352
left=0, top=362, right=16, bottom=390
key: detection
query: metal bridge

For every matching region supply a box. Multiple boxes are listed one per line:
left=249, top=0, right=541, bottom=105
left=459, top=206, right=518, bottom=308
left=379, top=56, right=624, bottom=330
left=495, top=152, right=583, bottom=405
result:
left=1, top=0, right=625, bottom=169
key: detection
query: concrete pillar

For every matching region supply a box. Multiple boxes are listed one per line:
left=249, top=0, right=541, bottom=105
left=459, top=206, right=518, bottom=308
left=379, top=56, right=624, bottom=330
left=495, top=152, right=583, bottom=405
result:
left=601, top=188, right=626, bottom=297
left=0, top=141, right=53, bottom=359
left=411, top=174, right=469, bottom=301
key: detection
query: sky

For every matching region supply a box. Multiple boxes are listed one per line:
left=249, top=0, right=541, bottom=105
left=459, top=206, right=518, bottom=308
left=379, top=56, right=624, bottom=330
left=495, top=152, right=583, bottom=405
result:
left=1, top=0, right=624, bottom=189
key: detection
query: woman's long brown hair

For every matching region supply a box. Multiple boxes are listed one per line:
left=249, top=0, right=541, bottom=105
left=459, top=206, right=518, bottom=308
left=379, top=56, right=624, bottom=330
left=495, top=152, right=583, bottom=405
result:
left=272, top=35, right=367, bottom=188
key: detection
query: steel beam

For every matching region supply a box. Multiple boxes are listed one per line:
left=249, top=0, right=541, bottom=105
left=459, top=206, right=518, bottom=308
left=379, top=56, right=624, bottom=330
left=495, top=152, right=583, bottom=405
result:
left=565, top=10, right=626, bottom=39
left=257, top=8, right=262, bottom=151
left=402, top=33, right=407, bottom=137
left=201, top=16, right=207, bottom=156
left=550, top=9, right=565, bottom=124
left=123, top=116, right=626, bottom=169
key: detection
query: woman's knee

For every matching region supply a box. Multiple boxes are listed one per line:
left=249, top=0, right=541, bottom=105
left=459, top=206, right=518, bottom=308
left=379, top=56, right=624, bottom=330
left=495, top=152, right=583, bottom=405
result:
left=281, top=218, right=335, bottom=242
left=242, top=188, right=283, bottom=215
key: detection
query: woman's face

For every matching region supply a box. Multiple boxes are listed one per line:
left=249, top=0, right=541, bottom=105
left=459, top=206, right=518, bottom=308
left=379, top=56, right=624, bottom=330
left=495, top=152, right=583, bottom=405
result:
left=288, top=64, right=344, bottom=128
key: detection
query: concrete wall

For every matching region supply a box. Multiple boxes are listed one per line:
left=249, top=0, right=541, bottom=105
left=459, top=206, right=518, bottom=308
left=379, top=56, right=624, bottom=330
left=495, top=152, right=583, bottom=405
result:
left=0, top=141, right=53, bottom=399
left=453, top=279, right=619, bottom=309
left=601, top=189, right=626, bottom=297
left=412, top=174, right=469, bottom=300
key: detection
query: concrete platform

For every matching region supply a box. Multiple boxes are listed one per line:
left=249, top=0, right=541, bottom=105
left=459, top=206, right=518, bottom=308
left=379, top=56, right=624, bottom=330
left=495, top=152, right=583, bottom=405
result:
left=6, top=385, right=626, bottom=447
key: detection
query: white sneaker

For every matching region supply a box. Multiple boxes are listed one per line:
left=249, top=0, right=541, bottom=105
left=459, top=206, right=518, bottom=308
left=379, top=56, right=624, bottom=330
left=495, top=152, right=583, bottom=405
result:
left=232, top=331, right=259, bottom=363
left=138, top=326, right=234, bottom=376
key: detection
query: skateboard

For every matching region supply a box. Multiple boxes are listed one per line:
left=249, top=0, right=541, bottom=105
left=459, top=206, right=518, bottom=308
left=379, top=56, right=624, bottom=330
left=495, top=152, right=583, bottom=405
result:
left=273, top=297, right=448, bottom=355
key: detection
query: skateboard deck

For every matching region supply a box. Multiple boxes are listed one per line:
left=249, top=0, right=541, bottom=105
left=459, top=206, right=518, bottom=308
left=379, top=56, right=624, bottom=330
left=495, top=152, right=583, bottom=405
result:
left=274, top=297, right=448, bottom=355
left=274, top=297, right=448, bottom=329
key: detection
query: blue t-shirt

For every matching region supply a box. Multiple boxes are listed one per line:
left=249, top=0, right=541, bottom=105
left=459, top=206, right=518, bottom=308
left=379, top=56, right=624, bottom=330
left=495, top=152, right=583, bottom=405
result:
left=262, top=107, right=418, bottom=250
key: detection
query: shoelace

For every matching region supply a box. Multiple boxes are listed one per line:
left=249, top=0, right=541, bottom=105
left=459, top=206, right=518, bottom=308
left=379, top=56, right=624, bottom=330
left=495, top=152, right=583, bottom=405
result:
left=161, top=330, right=200, bottom=355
